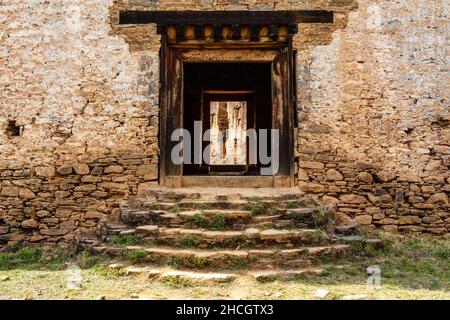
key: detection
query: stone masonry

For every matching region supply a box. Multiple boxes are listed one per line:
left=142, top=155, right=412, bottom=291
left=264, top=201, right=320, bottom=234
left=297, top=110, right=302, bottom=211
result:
left=0, top=0, right=448, bottom=244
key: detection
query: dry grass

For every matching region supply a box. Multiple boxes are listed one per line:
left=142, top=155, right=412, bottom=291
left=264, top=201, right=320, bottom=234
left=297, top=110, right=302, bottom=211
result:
left=0, top=233, right=448, bottom=300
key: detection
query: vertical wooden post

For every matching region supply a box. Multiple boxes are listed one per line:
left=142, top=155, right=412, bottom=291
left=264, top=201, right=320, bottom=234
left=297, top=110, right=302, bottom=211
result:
left=160, top=34, right=184, bottom=186
left=159, top=33, right=168, bottom=186
left=271, top=36, right=295, bottom=186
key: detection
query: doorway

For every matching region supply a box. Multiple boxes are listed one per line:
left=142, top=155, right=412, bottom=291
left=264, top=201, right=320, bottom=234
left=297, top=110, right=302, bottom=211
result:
left=183, top=63, right=272, bottom=176
left=160, top=47, right=295, bottom=188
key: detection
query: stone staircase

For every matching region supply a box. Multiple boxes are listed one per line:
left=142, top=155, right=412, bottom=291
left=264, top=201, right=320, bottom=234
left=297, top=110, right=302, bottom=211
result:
left=76, top=187, right=377, bottom=282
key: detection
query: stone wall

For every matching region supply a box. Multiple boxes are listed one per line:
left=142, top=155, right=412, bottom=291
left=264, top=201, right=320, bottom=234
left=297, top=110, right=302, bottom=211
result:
left=0, top=0, right=448, bottom=244
left=295, top=0, right=449, bottom=235
left=0, top=0, right=160, bottom=243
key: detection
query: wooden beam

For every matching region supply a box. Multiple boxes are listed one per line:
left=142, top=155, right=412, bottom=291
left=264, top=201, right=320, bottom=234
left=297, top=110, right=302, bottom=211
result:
left=120, top=10, right=334, bottom=25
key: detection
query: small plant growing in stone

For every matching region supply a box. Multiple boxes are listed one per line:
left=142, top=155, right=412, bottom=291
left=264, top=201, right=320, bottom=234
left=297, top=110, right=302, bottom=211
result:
left=76, top=249, right=101, bottom=269
left=112, top=234, right=142, bottom=247
left=165, top=256, right=183, bottom=269
left=209, top=214, right=226, bottom=231
left=181, top=235, right=200, bottom=247
left=125, top=250, right=148, bottom=264
left=192, top=214, right=209, bottom=228
left=230, top=257, right=251, bottom=270
left=307, top=229, right=328, bottom=243
left=242, top=201, right=265, bottom=215
left=170, top=204, right=181, bottom=213
left=94, top=265, right=127, bottom=278
left=363, top=242, right=382, bottom=258
left=313, top=207, right=331, bottom=228
left=191, top=214, right=226, bottom=230
left=188, top=256, right=208, bottom=269
left=193, top=203, right=214, bottom=210
left=286, top=200, right=307, bottom=209
left=161, top=276, right=193, bottom=288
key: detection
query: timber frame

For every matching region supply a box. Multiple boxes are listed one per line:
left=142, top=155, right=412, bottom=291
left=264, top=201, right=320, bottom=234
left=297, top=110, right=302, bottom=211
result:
left=118, top=10, right=334, bottom=187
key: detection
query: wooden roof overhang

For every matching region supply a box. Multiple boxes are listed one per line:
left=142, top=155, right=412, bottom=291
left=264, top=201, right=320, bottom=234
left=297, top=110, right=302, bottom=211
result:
left=119, top=10, right=334, bottom=46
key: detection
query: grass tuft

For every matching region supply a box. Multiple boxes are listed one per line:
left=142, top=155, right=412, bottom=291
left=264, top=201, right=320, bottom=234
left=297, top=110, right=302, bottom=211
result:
left=191, top=214, right=226, bottom=231
left=125, top=250, right=148, bottom=264
left=181, top=235, right=200, bottom=247
left=112, top=235, right=142, bottom=247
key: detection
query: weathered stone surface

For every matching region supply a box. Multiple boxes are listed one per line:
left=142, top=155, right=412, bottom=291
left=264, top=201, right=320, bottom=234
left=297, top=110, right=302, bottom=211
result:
left=91, top=167, right=104, bottom=176
left=57, top=165, right=73, bottom=176
left=104, top=165, right=124, bottom=174
left=339, top=194, right=366, bottom=204
left=40, top=228, right=69, bottom=236
left=73, top=163, right=90, bottom=175
left=136, top=165, right=158, bottom=179
left=398, top=174, right=422, bottom=183
left=0, top=226, right=10, bottom=235
left=399, top=216, right=422, bottom=225
left=381, top=225, right=398, bottom=233
left=298, top=169, right=309, bottom=181
left=1, top=187, right=19, bottom=197
left=136, top=225, right=159, bottom=235
left=355, top=215, right=372, bottom=225
left=321, top=195, right=340, bottom=207
left=367, top=193, right=393, bottom=204
left=21, top=219, right=39, bottom=229
left=356, top=172, right=373, bottom=184
left=35, top=166, right=56, bottom=178
left=75, top=184, right=97, bottom=192
left=433, top=145, right=450, bottom=154
left=398, top=226, right=426, bottom=233
left=19, top=188, right=36, bottom=199
left=376, top=171, right=396, bottom=183
left=85, top=211, right=105, bottom=219
left=36, top=210, right=50, bottom=218
left=422, top=216, right=443, bottom=224
left=327, top=169, right=344, bottom=181
left=377, top=218, right=398, bottom=225
left=426, top=193, right=448, bottom=205
left=299, top=161, right=325, bottom=170
left=60, top=221, right=76, bottom=231
left=299, top=182, right=325, bottom=193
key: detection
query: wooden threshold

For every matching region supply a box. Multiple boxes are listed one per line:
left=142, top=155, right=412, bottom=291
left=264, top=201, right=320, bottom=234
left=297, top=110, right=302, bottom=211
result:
left=164, top=176, right=293, bottom=188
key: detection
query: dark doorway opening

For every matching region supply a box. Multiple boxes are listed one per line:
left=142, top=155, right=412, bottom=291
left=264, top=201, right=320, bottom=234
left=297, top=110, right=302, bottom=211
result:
left=183, top=62, right=272, bottom=176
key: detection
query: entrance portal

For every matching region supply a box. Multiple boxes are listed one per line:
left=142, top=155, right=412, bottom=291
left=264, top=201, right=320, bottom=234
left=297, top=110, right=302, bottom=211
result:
left=115, top=10, right=335, bottom=187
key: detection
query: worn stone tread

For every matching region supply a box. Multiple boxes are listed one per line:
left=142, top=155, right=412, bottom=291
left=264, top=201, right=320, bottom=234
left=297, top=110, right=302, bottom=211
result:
left=252, top=215, right=282, bottom=222
left=108, top=264, right=237, bottom=282
left=98, top=244, right=351, bottom=260
left=177, top=209, right=252, bottom=219
left=278, top=208, right=315, bottom=216
left=246, top=268, right=324, bottom=281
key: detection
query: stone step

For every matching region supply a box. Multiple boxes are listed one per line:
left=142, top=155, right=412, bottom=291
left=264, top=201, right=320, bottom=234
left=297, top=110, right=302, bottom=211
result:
left=160, top=270, right=237, bottom=283
left=93, top=244, right=351, bottom=269
left=177, top=209, right=252, bottom=220
left=251, top=214, right=282, bottom=222
left=120, top=209, right=165, bottom=225
left=134, top=226, right=328, bottom=247
left=108, top=264, right=238, bottom=283
left=121, top=207, right=316, bottom=226
left=139, top=187, right=305, bottom=203
left=132, top=198, right=313, bottom=212
left=107, top=263, right=325, bottom=283
left=277, top=207, right=315, bottom=217
left=252, top=258, right=312, bottom=269
left=247, top=268, right=324, bottom=282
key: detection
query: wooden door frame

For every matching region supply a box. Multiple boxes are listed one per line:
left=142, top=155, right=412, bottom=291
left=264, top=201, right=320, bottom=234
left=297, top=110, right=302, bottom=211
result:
left=159, top=36, right=296, bottom=187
